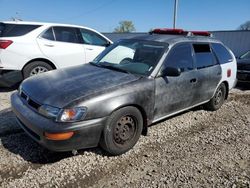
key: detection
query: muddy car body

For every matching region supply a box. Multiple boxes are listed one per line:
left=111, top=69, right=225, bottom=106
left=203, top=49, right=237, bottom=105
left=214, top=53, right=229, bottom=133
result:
left=11, top=29, right=237, bottom=155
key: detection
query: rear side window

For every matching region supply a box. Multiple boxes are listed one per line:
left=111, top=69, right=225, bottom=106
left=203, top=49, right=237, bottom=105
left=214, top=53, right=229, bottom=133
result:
left=164, top=43, right=194, bottom=72
left=80, top=29, right=108, bottom=46
left=53, top=27, right=81, bottom=44
left=193, top=44, right=217, bottom=69
left=0, top=23, right=41, bottom=37
left=211, top=43, right=233, bottom=64
left=41, top=28, right=55, bottom=41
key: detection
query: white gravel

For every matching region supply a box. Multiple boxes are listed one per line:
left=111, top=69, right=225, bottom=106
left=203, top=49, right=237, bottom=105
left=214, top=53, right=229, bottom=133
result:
left=0, top=85, right=250, bottom=187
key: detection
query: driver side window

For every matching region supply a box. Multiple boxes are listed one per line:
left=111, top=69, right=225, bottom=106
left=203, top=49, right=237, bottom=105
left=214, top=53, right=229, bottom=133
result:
left=163, top=43, right=194, bottom=72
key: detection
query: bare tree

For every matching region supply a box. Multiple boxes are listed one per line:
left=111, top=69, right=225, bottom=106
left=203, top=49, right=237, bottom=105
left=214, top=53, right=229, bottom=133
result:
left=238, top=21, right=250, bottom=30
left=114, top=21, right=136, bottom=33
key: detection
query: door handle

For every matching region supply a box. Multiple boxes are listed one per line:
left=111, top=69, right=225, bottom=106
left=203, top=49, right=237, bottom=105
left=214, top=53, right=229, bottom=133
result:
left=44, top=44, right=54, bottom=47
left=190, top=78, right=197, bottom=83
left=86, top=48, right=94, bottom=51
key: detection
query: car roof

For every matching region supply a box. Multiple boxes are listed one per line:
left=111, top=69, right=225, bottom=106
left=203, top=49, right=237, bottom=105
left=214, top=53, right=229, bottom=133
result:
left=2, top=20, right=95, bottom=30
left=131, top=33, right=222, bottom=46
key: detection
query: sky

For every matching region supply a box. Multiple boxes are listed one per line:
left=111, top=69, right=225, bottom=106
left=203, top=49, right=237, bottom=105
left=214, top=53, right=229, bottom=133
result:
left=0, top=0, right=249, bottom=32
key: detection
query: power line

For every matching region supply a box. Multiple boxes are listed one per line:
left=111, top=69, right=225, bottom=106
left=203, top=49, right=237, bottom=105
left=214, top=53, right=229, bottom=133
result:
left=68, top=0, right=117, bottom=20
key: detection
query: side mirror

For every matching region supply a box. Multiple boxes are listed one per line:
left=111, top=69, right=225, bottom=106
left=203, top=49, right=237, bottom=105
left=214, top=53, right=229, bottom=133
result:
left=105, top=41, right=111, bottom=47
left=161, top=67, right=181, bottom=77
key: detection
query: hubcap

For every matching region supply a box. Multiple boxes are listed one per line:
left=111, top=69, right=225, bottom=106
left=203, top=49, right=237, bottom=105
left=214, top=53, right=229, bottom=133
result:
left=30, top=66, right=49, bottom=76
left=113, top=116, right=136, bottom=145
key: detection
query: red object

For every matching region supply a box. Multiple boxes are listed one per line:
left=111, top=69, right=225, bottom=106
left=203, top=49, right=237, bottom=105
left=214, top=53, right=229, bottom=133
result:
left=151, top=28, right=186, bottom=35
left=227, top=69, right=232, bottom=77
left=190, top=31, right=211, bottom=36
left=0, top=40, right=13, bottom=49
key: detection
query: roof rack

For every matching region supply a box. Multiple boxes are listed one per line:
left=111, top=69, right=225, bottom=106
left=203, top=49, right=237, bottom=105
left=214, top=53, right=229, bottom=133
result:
left=150, top=28, right=212, bottom=37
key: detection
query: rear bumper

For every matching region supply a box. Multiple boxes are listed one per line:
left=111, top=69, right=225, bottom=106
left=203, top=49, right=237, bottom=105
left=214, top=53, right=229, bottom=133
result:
left=11, top=92, right=107, bottom=152
left=0, top=69, right=23, bottom=87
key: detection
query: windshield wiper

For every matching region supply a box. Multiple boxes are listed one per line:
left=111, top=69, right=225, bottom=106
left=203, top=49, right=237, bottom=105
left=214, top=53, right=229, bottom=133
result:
left=90, top=61, right=132, bottom=74
left=100, top=63, right=132, bottom=74
left=89, top=61, right=102, bottom=67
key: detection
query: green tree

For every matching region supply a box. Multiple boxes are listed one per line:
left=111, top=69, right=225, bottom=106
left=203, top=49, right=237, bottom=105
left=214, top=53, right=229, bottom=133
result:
left=114, top=21, right=136, bottom=33
left=238, top=21, right=250, bottom=30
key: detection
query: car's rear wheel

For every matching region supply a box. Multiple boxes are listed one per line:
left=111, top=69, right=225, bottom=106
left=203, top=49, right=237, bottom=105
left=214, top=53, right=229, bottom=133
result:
left=23, top=61, right=53, bottom=79
left=204, top=83, right=226, bottom=111
left=100, top=106, right=143, bottom=155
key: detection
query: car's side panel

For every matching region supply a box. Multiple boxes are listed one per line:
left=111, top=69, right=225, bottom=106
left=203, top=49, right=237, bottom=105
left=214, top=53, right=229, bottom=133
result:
left=194, top=65, right=222, bottom=103
left=0, top=36, right=43, bottom=70
left=153, top=70, right=198, bottom=120
left=67, top=77, right=155, bottom=125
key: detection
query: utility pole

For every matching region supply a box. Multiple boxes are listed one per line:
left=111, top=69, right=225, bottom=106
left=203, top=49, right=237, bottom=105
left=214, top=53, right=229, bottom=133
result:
left=173, top=0, right=178, bottom=29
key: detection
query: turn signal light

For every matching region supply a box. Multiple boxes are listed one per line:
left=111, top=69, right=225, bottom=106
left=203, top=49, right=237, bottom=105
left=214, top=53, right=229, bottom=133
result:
left=45, top=132, right=74, bottom=141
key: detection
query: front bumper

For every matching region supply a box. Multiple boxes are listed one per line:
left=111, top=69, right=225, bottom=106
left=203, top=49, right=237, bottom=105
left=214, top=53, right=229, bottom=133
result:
left=11, top=92, right=107, bottom=152
left=237, top=70, right=250, bottom=81
left=0, top=69, right=23, bottom=87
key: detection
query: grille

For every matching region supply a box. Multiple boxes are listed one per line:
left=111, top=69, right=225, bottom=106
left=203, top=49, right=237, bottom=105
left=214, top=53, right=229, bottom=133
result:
left=20, top=91, right=41, bottom=110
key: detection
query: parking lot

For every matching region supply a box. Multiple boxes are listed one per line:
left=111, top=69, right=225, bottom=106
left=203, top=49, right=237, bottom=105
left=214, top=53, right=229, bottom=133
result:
left=0, top=84, right=249, bottom=187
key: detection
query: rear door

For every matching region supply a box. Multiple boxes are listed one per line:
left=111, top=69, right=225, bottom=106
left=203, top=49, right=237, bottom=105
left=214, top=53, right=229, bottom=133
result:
left=154, top=43, right=198, bottom=121
left=37, top=26, right=86, bottom=68
left=79, top=28, right=109, bottom=63
left=192, top=43, right=222, bottom=103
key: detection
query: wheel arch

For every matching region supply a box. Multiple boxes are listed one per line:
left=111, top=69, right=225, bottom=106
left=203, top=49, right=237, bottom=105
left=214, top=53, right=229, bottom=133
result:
left=111, top=104, right=149, bottom=136
left=22, top=58, right=57, bottom=74
left=220, top=81, right=229, bottom=99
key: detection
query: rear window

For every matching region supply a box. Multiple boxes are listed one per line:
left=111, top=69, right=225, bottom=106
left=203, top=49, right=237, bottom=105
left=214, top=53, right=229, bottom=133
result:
left=211, top=43, right=233, bottom=64
left=0, top=23, right=41, bottom=37
left=193, top=44, right=217, bottom=69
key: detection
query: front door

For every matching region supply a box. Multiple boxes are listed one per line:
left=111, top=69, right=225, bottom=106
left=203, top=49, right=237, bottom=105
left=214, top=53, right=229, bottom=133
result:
left=154, top=43, right=198, bottom=121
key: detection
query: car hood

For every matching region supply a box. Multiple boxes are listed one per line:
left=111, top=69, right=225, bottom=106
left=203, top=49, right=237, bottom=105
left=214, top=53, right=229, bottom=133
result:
left=21, top=64, right=141, bottom=108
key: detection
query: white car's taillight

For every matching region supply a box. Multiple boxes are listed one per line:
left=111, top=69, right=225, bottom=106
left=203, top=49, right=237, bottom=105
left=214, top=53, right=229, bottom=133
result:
left=0, top=40, right=13, bottom=49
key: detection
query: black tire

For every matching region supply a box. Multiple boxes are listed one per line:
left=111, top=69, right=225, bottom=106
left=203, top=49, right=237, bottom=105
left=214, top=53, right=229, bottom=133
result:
left=100, top=106, right=143, bottom=156
left=23, top=61, right=53, bottom=79
left=204, top=83, right=226, bottom=111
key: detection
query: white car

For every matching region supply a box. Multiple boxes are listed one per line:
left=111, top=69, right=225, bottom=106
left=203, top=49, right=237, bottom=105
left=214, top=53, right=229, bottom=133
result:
left=0, top=21, right=112, bottom=87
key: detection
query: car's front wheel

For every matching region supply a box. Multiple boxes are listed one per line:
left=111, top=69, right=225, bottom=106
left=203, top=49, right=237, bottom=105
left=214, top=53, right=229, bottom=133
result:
left=204, top=83, right=226, bottom=111
left=100, top=106, right=143, bottom=155
left=23, top=61, right=53, bottom=79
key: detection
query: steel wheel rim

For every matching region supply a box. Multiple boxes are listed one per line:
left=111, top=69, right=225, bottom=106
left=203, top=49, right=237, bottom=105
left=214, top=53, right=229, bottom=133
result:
left=113, top=115, right=137, bottom=146
left=30, top=66, right=49, bottom=76
left=214, top=87, right=223, bottom=106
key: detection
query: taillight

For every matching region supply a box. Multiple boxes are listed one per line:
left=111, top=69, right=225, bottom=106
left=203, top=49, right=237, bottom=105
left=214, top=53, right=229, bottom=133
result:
left=0, top=40, right=13, bottom=49
left=227, top=69, right=232, bottom=77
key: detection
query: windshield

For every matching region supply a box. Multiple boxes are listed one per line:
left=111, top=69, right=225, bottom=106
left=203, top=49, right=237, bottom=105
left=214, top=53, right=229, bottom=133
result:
left=240, top=50, right=250, bottom=60
left=92, top=39, right=168, bottom=76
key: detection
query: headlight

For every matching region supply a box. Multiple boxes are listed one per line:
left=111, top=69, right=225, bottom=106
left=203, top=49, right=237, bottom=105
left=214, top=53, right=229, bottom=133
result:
left=58, top=107, right=87, bottom=122
left=38, top=105, right=61, bottom=119
left=38, top=105, right=87, bottom=122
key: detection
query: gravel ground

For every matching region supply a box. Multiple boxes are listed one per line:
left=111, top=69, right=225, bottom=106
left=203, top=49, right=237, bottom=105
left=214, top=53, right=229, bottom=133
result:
left=0, top=84, right=250, bottom=188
